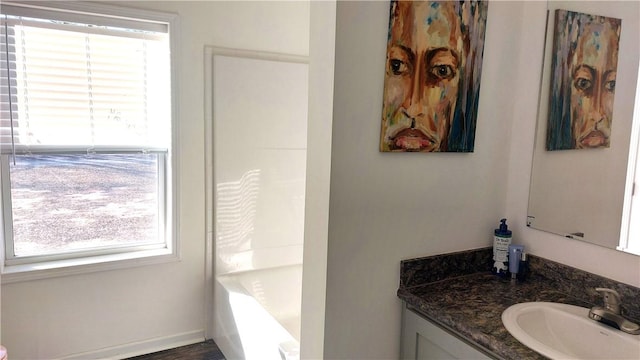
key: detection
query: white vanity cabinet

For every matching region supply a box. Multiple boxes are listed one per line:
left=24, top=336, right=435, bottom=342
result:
left=401, top=304, right=493, bottom=360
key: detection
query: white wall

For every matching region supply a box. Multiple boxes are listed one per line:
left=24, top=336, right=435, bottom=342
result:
left=0, top=2, right=310, bottom=359
left=212, top=54, right=308, bottom=276
left=300, top=1, right=336, bottom=359
left=325, top=1, right=640, bottom=359
left=324, top=1, right=522, bottom=359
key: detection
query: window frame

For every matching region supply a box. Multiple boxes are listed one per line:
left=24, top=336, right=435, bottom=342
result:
left=0, top=1, right=180, bottom=283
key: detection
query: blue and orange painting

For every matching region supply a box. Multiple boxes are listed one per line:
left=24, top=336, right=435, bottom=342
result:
left=547, top=9, right=621, bottom=151
left=379, top=0, right=489, bottom=152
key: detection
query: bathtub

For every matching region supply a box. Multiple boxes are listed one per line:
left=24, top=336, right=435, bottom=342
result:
left=214, top=264, right=302, bottom=360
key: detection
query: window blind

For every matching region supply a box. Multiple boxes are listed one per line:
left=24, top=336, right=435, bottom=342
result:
left=0, top=4, right=171, bottom=155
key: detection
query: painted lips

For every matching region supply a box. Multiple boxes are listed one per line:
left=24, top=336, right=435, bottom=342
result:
left=579, top=130, right=608, bottom=148
left=392, top=128, right=435, bottom=151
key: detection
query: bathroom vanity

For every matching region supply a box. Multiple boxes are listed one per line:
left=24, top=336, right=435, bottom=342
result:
left=397, top=248, right=640, bottom=360
left=401, top=304, right=492, bottom=359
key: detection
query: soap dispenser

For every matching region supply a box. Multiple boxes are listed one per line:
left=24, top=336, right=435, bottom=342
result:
left=493, top=219, right=512, bottom=277
left=508, top=244, right=524, bottom=283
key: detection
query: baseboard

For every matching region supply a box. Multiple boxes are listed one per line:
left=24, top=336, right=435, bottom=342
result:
left=57, top=330, right=205, bottom=360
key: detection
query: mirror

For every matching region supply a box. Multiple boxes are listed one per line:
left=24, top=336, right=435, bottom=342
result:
left=527, top=1, right=640, bottom=254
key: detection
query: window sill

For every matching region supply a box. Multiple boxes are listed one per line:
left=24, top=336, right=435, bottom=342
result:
left=1, top=248, right=179, bottom=284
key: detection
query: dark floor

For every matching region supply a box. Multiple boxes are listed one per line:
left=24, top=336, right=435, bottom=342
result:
left=124, top=340, right=226, bottom=360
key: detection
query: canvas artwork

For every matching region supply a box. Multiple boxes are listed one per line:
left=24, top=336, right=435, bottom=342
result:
left=379, top=0, right=489, bottom=153
left=546, top=9, right=621, bottom=151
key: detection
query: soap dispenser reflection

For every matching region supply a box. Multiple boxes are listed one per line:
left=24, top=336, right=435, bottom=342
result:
left=517, top=252, right=530, bottom=281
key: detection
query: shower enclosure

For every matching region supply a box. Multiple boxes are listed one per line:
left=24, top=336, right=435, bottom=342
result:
left=205, top=47, right=309, bottom=360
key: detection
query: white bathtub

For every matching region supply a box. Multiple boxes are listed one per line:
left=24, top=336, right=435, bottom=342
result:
left=214, top=264, right=302, bottom=360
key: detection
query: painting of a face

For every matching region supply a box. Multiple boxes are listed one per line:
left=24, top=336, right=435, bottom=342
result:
left=547, top=10, right=621, bottom=150
left=379, top=1, right=488, bottom=152
left=570, top=21, right=619, bottom=149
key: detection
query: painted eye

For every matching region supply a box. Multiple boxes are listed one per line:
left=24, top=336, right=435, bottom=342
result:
left=389, top=59, right=408, bottom=75
left=574, top=77, right=592, bottom=91
left=605, top=80, right=616, bottom=92
left=429, top=65, right=454, bottom=80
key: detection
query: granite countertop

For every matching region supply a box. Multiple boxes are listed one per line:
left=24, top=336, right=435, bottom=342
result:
left=397, top=248, right=640, bottom=360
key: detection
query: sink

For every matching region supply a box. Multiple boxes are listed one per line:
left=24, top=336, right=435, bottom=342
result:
left=502, top=302, right=640, bottom=360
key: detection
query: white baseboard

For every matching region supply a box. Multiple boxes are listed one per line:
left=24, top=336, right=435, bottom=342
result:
left=57, top=330, right=206, bottom=360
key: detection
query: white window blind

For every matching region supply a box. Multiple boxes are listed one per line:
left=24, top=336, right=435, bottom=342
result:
left=0, top=4, right=171, bottom=155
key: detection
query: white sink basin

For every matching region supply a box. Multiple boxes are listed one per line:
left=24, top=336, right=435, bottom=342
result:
left=502, top=302, right=640, bottom=360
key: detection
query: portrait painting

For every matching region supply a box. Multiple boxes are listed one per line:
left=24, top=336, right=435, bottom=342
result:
left=379, top=0, right=489, bottom=152
left=546, top=10, right=621, bottom=151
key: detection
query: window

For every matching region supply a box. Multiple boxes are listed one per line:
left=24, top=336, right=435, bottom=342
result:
left=0, top=2, right=175, bottom=271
